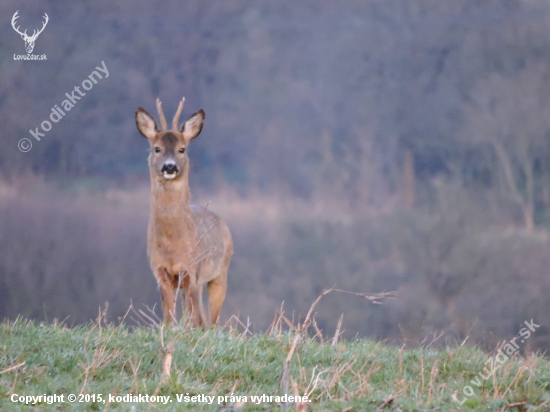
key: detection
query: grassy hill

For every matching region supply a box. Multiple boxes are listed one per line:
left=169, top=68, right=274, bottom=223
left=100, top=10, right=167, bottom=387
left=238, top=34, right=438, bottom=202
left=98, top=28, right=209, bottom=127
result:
left=1, top=315, right=549, bottom=411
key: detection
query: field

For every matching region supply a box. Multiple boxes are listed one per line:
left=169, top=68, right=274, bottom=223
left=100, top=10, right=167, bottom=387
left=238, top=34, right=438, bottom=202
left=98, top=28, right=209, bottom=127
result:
left=1, top=311, right=549, bottom=411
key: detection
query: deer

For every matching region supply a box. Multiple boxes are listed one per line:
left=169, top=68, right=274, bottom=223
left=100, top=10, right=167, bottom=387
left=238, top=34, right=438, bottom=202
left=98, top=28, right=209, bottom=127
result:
left=135, top=97, right=233, bottom=327
left=11, top=11, right=49, bottom=54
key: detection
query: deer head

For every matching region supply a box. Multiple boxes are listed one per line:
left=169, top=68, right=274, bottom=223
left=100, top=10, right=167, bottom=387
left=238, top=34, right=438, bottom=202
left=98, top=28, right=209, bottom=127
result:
left=12, top=11, right=49, bottom=54
left=136, top=97, right=205, bottom=182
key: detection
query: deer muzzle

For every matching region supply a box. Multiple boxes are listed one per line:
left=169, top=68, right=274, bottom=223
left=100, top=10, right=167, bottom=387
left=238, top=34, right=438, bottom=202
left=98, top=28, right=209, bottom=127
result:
left=161, top=162, right=178, bottom=180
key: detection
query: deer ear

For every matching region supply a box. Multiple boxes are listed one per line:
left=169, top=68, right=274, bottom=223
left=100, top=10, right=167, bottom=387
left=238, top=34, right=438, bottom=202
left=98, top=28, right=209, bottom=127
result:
left=180, top=109, right=205, bottom=142
left=135, top=107, right=158, bottom=140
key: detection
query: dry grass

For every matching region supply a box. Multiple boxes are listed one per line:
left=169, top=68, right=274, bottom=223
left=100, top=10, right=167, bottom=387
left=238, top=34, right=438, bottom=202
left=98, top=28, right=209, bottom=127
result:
left=1, top=295, right=550, bottom=411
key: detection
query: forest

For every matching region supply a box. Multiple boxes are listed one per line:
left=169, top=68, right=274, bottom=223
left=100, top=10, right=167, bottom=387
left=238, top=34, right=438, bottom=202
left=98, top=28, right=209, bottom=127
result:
left=1, top=0, right=550, bottom=353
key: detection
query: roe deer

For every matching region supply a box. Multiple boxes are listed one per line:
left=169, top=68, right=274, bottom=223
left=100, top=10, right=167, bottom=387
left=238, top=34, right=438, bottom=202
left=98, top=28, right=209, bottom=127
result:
left=135, top=97, right=233, bottom=326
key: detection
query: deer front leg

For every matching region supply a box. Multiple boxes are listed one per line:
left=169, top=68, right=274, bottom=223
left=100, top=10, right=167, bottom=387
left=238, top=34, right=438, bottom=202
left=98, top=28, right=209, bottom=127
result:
left=157, top=268, right=177, bottom=325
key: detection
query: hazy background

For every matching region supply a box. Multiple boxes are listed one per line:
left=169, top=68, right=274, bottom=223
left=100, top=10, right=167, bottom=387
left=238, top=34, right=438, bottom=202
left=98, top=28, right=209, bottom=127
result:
left=2, top=0, right=550, bottom=352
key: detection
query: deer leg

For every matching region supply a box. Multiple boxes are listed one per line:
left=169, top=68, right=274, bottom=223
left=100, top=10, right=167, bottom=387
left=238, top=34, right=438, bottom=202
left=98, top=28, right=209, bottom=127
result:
left=198, top=284, right=208, bottom=327
left=207, top=275, right=227, bottom=326
left=157, top=268, right=177, bottom=325
left=190, top=285, right=203, bottom=327
left=181, top=275, right=193, bottom=326
left=183, top=280, right=203, bottom=327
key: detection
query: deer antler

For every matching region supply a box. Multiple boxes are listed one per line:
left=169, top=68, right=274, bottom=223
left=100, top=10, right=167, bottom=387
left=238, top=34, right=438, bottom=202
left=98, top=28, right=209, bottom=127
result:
left=28, top=13, right=49, bottom=41
left=156, top=98, right=168, bottom=131
left=172, top=97, right=186, bottom=131
left=11, top=11, right=26, bottom=37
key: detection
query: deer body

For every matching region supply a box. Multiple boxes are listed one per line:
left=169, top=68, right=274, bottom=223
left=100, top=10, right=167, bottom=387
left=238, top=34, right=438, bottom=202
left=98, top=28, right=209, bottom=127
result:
left=136, top=98, right=233, bottom=326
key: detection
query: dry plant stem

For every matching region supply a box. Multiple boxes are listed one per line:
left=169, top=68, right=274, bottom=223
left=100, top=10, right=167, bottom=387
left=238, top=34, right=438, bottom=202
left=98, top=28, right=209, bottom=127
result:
left=241, top=316, right=251, bottom=340
left=134, top=308, right=160, bottom=327
left=304, top=366, right=327, bottom=399
left=332, top=314, right=344, bottom=345
left=161, top=344, right=173, bottom=380
left=282, top=314, right=297, bottom=332
left=230, top=377, right=243, bottom=397
left=279, top=285, right=397, bottom=401
left=188, top=249, right=215, bottom=267
left=8, top=372, right=18, bottom=396
left=500, top=402, right=526, bottom=412
left=379, top=396, right=396, bottom=409
left=79, top=322, right=119, bottom=395
left=150, top=324, right=184, bottom=412
left=79, top=306, right=119, bottom=395
left=222, top=314, right=243, bottom=335
left=279, top=286, right=336, bottom=394
left=189, top=203, right=215, bottom=255
left=159, top=324, right=173, bottom=379
left=276, top=302, right=285, bottom=335
left=190, top=331, right=212, bottom=353
left=265, top=303, right=288, bottom=337
left=326, top=356, right=357, bottom=395
left=267, top=311, right=278, bottom=336
left=501, top=357, right=529, bottom=398
left=222, top=314, right=254, bottom=337
left=128, top=357, right=143, bottom=394
left=426, top=359, right=439, bottom=406
left=426, top=330, right=445, bottom=348
left=291, top=378, right=308, bottom=412
left=0, top=362, right=25, bottom=375
left=312, top=318, right=324, bottom=343
left=395, top=349, right=403, bottom=394
left=420, top=351, right=425, bottom=394
left=332, top=289, right=398, bottom=304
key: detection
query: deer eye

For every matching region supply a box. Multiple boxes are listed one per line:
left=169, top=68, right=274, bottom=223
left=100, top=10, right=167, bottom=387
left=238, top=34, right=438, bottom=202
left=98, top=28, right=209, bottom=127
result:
left=178, top=147, right=185, bottom=154
left=154, top=147, right=161, bottom=153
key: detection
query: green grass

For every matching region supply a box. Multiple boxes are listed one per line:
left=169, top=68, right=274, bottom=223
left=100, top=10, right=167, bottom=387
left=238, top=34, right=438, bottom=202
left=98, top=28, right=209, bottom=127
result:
left=1, top=317, right=549, bottom=411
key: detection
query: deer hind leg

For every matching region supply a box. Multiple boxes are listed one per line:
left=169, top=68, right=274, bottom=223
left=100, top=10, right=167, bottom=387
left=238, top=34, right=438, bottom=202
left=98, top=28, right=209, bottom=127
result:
left=157, top=268, right=177, bottom=325
left=208, top=240, right=232, bottom=326
left=183, top=279, right=204, bottom=328
left=207, top=272, right=227, bottom=326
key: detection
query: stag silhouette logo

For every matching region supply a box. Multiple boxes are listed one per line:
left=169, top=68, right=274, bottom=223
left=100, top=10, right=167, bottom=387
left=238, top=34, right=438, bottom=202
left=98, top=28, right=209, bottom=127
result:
left=11, top=11, right=49, bottom=54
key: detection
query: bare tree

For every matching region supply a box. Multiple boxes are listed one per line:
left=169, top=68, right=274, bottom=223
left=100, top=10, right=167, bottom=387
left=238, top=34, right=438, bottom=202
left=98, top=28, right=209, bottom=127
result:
left=463, top=61, right=550, bottom=231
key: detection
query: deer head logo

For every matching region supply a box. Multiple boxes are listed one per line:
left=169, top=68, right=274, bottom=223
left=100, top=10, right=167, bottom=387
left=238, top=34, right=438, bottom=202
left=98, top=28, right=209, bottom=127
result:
left=11, top=11, right=49, bottom=54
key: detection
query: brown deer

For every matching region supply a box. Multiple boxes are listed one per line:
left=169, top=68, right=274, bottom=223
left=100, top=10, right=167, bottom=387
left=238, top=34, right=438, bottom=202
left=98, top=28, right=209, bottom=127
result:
left=135, top=97, right=233, bottom=326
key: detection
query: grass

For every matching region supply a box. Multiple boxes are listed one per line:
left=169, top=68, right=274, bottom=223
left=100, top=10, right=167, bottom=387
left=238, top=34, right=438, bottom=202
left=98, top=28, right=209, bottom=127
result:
left=1, top=311, right=550, bottom=411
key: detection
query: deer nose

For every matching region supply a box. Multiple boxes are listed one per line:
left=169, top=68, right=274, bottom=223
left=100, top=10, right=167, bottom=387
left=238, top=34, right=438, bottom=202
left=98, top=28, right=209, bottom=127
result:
left=161, top=162, right=178, bottom=174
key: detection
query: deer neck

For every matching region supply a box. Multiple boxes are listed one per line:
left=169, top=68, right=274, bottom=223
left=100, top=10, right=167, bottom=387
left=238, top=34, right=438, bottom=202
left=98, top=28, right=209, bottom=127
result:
left=149, top=170, right=197, bottom=275
left=150, top=171, right=193, bottom=223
